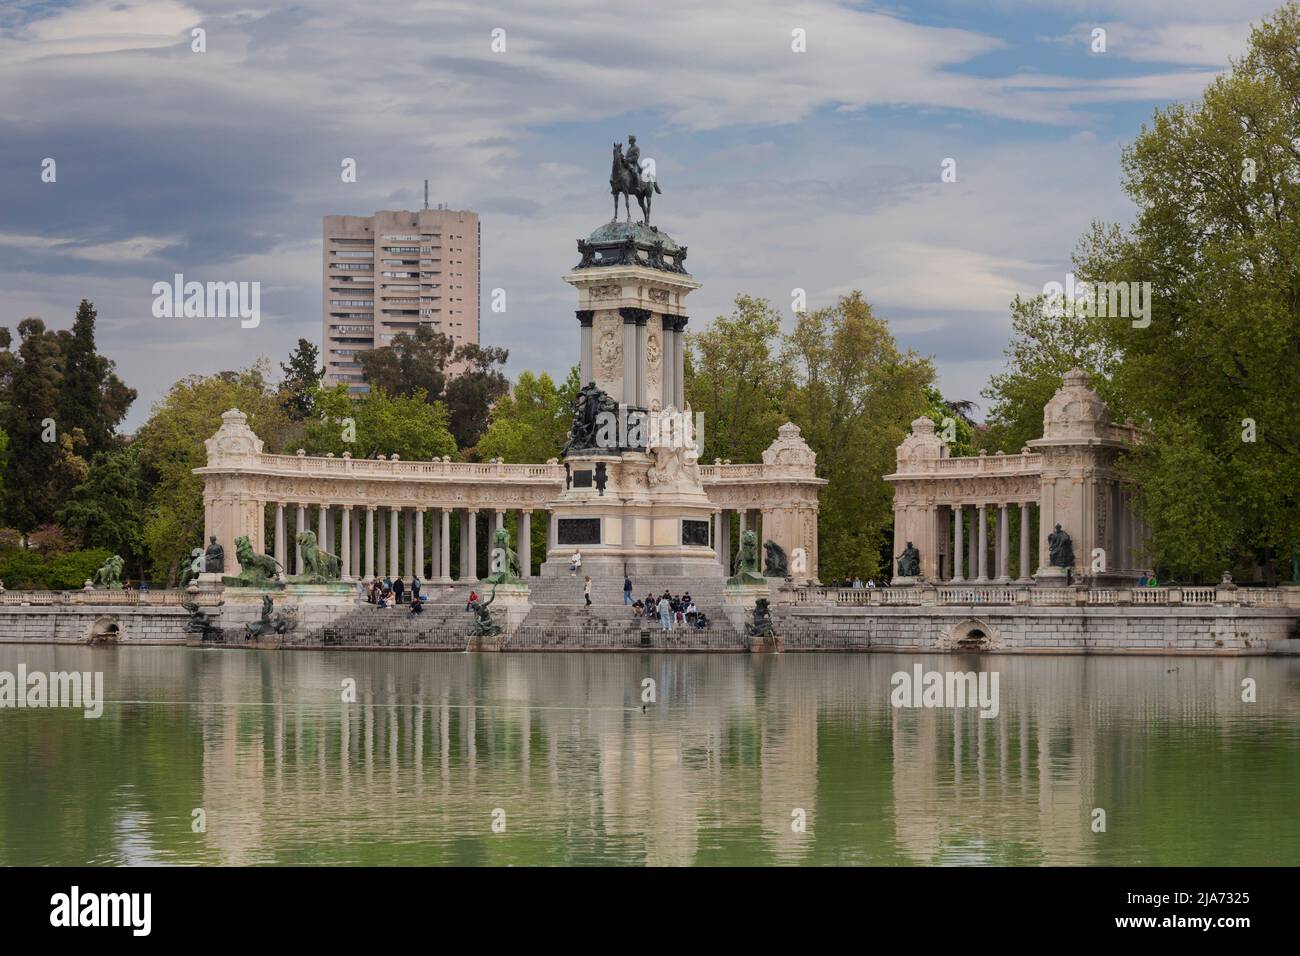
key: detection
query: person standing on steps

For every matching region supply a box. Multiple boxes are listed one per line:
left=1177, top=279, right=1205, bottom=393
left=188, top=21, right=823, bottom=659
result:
left=658, top=593, right=673, bottom=632
left=569, top=551, right=582, bottom=577
left=624, top=575, right=633, bottom=605
left=584, top=575, right=593, bottom=607
left=393, top=575, right=405, bottom=605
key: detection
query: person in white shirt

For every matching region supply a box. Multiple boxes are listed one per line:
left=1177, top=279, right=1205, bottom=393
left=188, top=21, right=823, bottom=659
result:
left=569, top=551, right=582, bottom=577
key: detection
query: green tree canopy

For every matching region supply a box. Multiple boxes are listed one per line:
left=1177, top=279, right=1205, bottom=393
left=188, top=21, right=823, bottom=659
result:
left=478, top=367, right=578, bottom=463
left=133, top=362, right=294, bottom=585
left=781, top=292, right=934, bottom=580
left=279, top=338, right=324, bottom=420
left=1074, top=2, right=1300, bottom=578
left=303, top=385, right=457, bottom=461
left=683, top=294, right=788, bottom=463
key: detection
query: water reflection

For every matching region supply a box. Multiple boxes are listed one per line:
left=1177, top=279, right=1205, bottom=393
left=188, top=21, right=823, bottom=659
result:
left=0, top=647, right=1295, bottom=866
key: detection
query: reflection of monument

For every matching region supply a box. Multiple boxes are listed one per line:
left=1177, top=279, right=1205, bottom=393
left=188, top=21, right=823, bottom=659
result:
left=542, top=140, right=719, bottom=578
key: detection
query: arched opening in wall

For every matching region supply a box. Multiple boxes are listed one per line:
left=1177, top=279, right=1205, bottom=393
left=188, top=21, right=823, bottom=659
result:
left=945, top=619, right=995, bottom=651
left=86, top=616, right=122, bottom=645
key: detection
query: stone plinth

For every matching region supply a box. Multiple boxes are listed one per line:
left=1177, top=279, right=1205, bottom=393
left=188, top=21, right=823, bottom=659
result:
left=723, top=581, right=771, bottom=634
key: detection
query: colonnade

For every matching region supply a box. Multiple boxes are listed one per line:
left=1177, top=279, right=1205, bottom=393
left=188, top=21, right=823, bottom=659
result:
left=263, top=503, right=542, bottom=583
left=712, top=508, right=763, bottom=574
left=946, top=502, right=1037, bottom=583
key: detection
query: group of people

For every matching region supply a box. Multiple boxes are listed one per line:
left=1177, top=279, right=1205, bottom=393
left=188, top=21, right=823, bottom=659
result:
left=630, top=587, right=707, bottom=631
left=361, top=575, right=424, bottom=613
left=832, top=576, right=877, bottom=589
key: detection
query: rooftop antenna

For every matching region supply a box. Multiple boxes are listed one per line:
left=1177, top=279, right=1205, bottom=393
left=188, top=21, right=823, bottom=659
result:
left=423, top=179, right=429, bottom=210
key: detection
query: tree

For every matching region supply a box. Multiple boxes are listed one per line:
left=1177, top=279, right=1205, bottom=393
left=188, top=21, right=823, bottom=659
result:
left=58, top=444, right=147, bottom=579
left=279, top=338, right=324, bottom=420
left=924, top=385, right=977, bottom=458
left=356, top=325, right=454, bottom=401
left=1, top=319, right=64, bottom=530
left=133, top=362, right=295, bottom=585
left=303, top=385, right=457, bottom=461
left=56, top=299, right=134, bottom=457
left=477, top=368, right=578, bottom=464
left=444, top=343, right=511, bottom=451
left=684, top=295, right=788, bottom=463
left=781, top=292, right=934, bottom=580
left=1073, top=2, right=1300, bottom=578
left=980, top=294, right=1123, bottom=455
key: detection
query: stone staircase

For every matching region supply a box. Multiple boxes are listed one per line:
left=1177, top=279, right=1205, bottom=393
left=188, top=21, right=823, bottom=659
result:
left=278, top=575, right=752, bottom=649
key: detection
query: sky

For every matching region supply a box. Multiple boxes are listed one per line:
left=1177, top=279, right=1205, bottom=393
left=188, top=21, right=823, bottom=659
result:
left=0, top=0, right=1283, bottom=430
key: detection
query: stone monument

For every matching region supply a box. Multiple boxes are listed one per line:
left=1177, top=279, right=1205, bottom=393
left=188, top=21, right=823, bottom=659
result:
left=542, top=134, right=720, bottom=579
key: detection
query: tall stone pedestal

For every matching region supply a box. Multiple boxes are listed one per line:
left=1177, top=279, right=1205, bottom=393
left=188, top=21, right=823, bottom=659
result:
left=723, top=581, right=771, bottom=635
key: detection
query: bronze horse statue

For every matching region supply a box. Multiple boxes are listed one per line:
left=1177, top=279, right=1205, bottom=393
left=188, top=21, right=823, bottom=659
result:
left=611, top=142, right=660, bottom=224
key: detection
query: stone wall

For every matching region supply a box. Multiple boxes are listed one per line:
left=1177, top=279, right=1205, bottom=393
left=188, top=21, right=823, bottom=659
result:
left=0, top=606, right=197, bottom=645
left=772, top=604, right=1299, bottom=654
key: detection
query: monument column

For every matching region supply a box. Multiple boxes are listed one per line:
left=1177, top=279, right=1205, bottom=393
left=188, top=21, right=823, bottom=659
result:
left=661, top=318, right=675, bottom=410
left=1018, top=503, right=1032, bottom=582
left=621, top=310, right=638, bottom=405
left=404, top=509, right=414, bottom=578
left=350, top=507, right=361, bottom=577
left=635, top=313, right=647, bottom=406
left=318, top=506, right=328, bottom=554
left=997, top=504, right=1011, bottom=582
left=519, top=510, right=532, bottom=577
left=714, top=511, right=725, bottom=567
left=952, top=505, right=965, bottom=582
left=377, top=510, right=387, bottom=577
left=415, top=508, right=425, bottom=580
left=674, top=316, right=688, bottom=408
left=466, top=510, right=479, bottom=581
left=295, top=505, right=307, bottom=573
left=341, top=507, right=352, bottom=581
left=365, top=507, right=375, bottom=580
left=442, top=509, right=453, bottom=582
left=976, top=504, right=989, bottom=582
left=389, top=509, right=399, bottom=578
left=577, top=311, right=594, bottom=384
left=493, top=510, right=505, bottom=533
left=274, top=504, right=286, bottom=569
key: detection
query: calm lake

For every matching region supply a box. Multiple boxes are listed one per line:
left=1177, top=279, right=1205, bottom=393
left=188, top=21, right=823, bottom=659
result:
left=1, top=645, right=1296, bottom=866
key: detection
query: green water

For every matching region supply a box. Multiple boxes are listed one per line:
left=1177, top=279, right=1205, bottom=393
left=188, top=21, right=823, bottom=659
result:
left=0, top=646, right=1296, bottom=866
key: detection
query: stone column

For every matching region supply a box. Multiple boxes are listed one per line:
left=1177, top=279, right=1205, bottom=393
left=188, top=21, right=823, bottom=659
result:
left=364, top=507, right=375, bottom=580
left=1018, top=503, right=1032, bottom=582
left=414, top=508, right=425, bottom=581
left=404, top=509, right=414, bottom=578
left=377, top=510, right=387, bottom=577
left=295, top=505, right=307, bottom=573
left=389, top=509, right=399, bottom=579
left=577, top=310, right=594, bottom=385
left=441, top=509, right=452, bottom=583
left=675, top=316, right=688, bottom=408
left=997, top=504, right=1010, bottom=582
left=661, top=320, right=675, bottom=412
left=622, top=312, right=638, bottom=406
left=318, top=506, right=328, bottom=556
left=548, top=511, right=558, bottom=553
left=721, top=510, right=733, bottom=573
left=519, top=510, right=532, bottom=577
left=635, top=314, right=647, bottom=407
left=493, top=510, right=505, bottom=533
left=952, top=505, right=965, bottom=582
left=976, top=505, right=989, bottom=582
left=274, top=504, right=286, bottom=570
left=714, top=511, right=725, bottom=566
left=429, top=508, right=440, bottom=580
left=341, top=507, right=352, bottom=581
left=466, top=510, right=479, bottom=581
left=351, top=508, right=361, bottom=577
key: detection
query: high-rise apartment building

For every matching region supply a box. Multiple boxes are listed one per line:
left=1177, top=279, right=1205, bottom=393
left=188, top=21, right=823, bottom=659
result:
left=322, top=207, right=480, bottom=391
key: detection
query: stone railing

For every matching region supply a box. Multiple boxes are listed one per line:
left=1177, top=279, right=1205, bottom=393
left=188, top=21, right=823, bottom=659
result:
left=785, top=584, right=1300, bottom=609
left=0, top=589, right=220, bottom=607
left=930, top=452, right=1042, bottom=475
left=254, top=453, right=564, bottom=482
